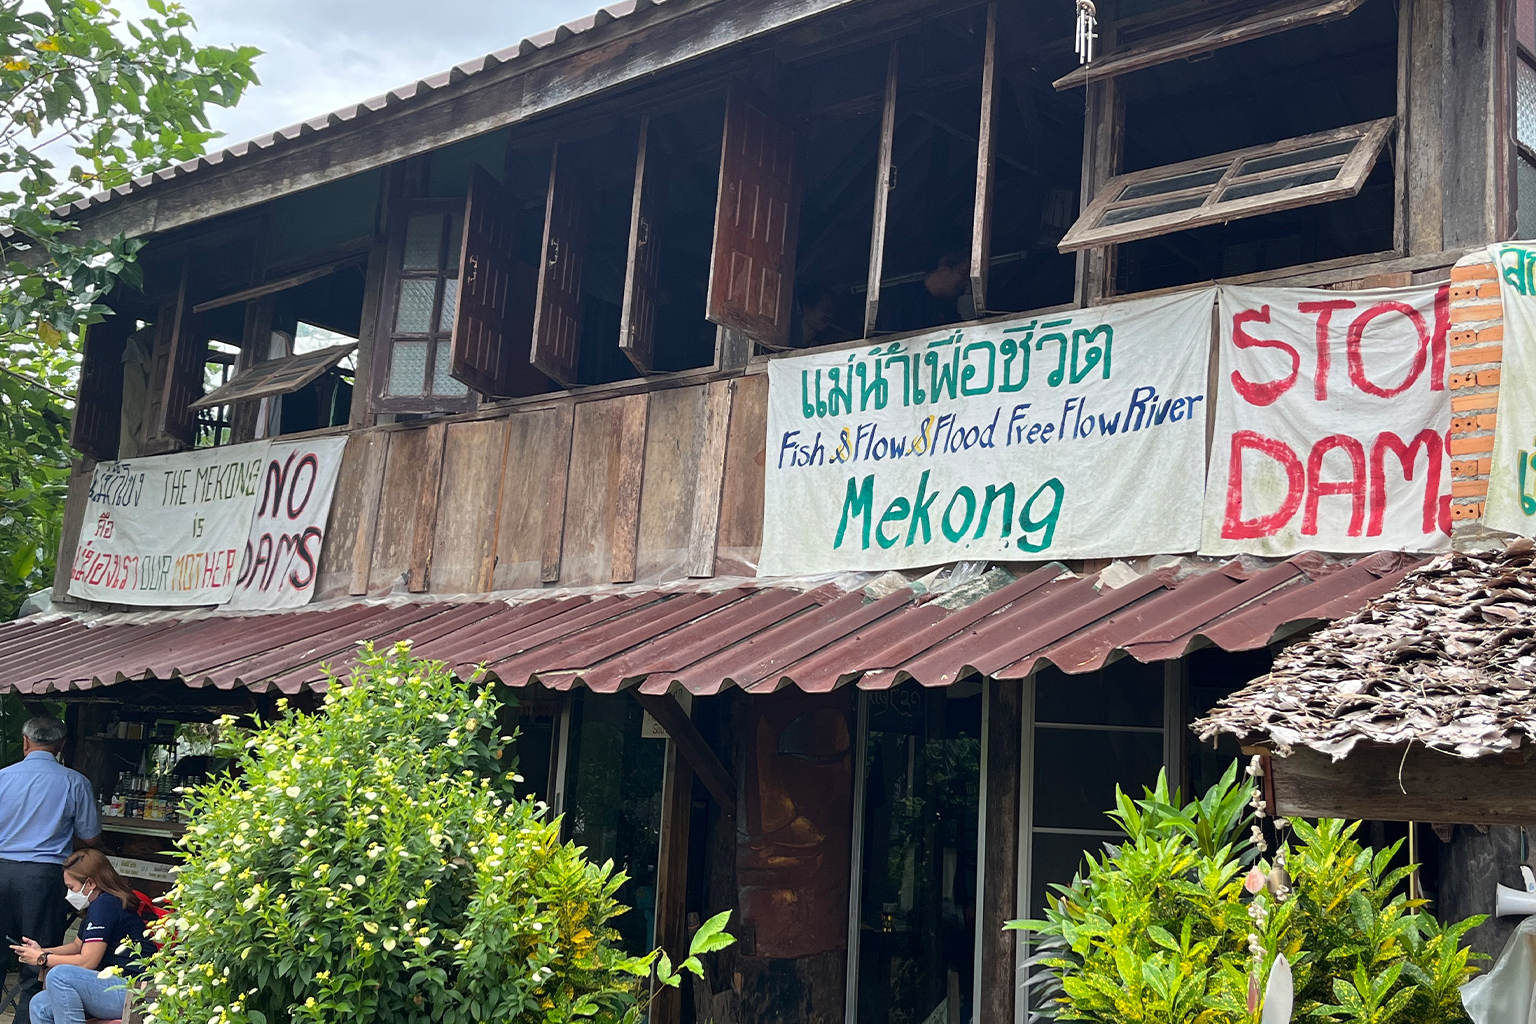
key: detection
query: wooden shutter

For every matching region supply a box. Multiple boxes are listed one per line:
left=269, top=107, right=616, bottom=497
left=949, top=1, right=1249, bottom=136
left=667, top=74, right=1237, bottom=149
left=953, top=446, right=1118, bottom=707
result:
left=970, top=4, right=998, bottom=317
left=451, top=166, right=527, bottom=396
left=706, top=84, right=800, bottom=350
left=156, top=261, right=207, bottom=447
left=70, top=316, right=131, bottom=461
left=530, top=142, right=588, bottom=387
left=863, top=44, right=900, bottom=338
left=620, top=117, right=665, bottom=373
left=1059, top=117, right=1395, bottom=250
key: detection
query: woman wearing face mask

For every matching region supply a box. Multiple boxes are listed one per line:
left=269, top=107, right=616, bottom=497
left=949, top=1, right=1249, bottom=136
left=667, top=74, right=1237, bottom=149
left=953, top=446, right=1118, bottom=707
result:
left=8, top=850, right=153, bottom=1024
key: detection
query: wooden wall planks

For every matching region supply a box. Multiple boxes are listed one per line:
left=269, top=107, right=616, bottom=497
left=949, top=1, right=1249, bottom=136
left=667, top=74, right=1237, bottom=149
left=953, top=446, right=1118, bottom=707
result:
left=430, top=418, right=511, bottom=593
left=559, top=398, right=626, bottom=586
left=312, top=431, right=376, bottom=600
left=369, top=426, right=436, bottom=593
left=635, top=385, right=709, bottom=583
left=493, top=405, right=573, bottom=590
left=714, top=372, right=768, bottom=577
left=609, top=393, right=652, bottom=584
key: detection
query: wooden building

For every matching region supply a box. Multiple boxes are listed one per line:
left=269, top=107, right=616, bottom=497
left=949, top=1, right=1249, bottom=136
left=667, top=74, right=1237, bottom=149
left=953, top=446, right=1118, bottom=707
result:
left=2, top=0, right=1532, bottom=1021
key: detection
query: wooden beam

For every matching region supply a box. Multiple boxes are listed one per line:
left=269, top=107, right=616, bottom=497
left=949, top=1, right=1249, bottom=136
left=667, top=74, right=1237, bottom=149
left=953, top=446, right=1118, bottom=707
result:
left=649, top=737, right=694, bottom=1024
left=970, top=4, right=997, bottom=318
left=69, top=0, right=870, bottom=241
left=51, top=458, right=95, bottom=603
left=541, top=402, right=577, bottom=583
left=610, top=392, right=650, bottom=584
left=978, top=679, right=1021, bottom=1024
left=633, top=690, right=736, bottom=815
left=1271, top=743, right=1536, bottom=825
left=191, top=254, right=366, bottom=313
left=863, top=42, right=898, bottom=338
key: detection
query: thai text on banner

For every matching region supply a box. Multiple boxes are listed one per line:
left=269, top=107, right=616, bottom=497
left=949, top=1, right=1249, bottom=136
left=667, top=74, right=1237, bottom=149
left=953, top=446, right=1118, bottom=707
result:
left=759, top=288, right=1216, bottom=576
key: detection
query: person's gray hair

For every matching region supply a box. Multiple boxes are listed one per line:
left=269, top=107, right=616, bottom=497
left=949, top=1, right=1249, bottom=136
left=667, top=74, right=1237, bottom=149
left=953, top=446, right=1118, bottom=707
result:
left=21, top=716, right=66, bottom=748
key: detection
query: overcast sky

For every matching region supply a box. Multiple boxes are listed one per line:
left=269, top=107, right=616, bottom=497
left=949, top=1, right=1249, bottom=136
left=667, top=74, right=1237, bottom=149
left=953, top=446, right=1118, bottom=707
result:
left=140, top=0, right=600, bottom=148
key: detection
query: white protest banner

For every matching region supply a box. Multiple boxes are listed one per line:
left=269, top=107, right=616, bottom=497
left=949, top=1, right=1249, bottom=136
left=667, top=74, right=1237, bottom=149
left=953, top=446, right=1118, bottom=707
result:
left=69, top=442, right=269, bottom=605
left=1485, top=243, right=1536, bottom=536
left=226, top=435, right=350, bottom=610
left=759, top=288, right=1216, bottom=576
left=1201, top=283, right=1452, bottom=556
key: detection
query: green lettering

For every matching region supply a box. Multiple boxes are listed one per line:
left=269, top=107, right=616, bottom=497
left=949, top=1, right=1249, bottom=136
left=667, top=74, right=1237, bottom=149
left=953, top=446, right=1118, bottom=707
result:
left=977, top=483, right=1016, bottom=539
left=835, top=475, right=876, bottom=550
left=877, top=498, right=911, bottom=549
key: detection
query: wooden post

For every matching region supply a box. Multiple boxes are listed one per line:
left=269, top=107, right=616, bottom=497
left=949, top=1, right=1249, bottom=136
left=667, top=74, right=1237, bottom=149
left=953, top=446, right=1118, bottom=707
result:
left=649, top=737, right=695, bottom=1024
left=1075, top=25, right=1122, bottom=307
left=978, top=679, right=1022, bottom=1024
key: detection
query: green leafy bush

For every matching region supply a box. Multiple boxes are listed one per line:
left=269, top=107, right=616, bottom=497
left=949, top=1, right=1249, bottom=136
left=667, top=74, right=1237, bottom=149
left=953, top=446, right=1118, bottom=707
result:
left=1010, top=764, right=1484, bottom=1024
left=144, top=642, right=727, bottom=1024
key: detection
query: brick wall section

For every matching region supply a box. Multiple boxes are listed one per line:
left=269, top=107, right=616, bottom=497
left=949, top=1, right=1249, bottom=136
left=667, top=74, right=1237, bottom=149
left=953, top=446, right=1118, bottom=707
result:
left=1446, top=249, right=1503, bottom=526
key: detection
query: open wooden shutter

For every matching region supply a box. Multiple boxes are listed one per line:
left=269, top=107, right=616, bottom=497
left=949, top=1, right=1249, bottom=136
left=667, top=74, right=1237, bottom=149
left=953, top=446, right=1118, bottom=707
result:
left=970, top=4, right=998, bottom=317
left=530, top=141, right=587, bottom=387
left=863, top=44, right=899, bottom=338
left=70, top=316, right=131, bottom=461
left=706, top=84, right=800, bottom=350
left=620, top=117, right=665, bottom=373
left=451, top=166, right=528, bottom=396
left=156, top=261, right=207, bottom=447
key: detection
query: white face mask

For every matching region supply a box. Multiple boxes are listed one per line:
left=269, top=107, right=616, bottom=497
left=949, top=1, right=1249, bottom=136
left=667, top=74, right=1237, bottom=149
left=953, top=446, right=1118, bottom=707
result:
left=65, top=884, right=91, bottom=911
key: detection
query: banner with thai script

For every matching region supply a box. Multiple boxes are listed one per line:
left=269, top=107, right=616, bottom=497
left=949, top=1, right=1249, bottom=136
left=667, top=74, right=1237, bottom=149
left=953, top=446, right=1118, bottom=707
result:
left=759, top=289, right=1216, bottom=576
left=70, top=442, right=271, bottom=605
left=68, top=437, right=347, bottom=607
left=1200, top=283, right=1452, bottom=556
left=226, top=435, right=349, bottom=610
left=1485, top=242, right=1536, bottom=536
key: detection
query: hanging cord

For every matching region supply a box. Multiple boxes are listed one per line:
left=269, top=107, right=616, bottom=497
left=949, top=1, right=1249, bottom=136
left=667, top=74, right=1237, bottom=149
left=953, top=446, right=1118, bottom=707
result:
left=1075, top=1, right=1098, bottom=65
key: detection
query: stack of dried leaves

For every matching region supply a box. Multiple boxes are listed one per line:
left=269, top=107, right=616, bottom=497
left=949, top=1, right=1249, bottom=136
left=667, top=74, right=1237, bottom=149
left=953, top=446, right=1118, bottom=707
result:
left=1196, top=539, right=1536, bottom=761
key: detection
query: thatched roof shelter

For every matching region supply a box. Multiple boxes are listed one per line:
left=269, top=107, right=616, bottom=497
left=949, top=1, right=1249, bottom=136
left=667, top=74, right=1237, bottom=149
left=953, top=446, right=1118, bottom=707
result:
left=1196, top=540, right=1536, bottom=824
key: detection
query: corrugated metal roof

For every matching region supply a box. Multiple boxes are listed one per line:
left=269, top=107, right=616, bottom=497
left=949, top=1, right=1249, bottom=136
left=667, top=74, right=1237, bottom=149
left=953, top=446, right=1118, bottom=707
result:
left=55, top=0, right=665, bottom=219
left=0, top=553, right=1423, bottom=698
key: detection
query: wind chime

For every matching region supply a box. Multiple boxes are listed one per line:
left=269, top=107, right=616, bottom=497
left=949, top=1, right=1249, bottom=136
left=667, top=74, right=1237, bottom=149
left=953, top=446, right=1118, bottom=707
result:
left=1074, top=0, right=1097, bottom=64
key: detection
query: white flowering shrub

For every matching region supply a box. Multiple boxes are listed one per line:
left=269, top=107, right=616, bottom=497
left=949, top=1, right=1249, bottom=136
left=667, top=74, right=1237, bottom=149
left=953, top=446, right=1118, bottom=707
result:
left=143, top=643, right=689, bottom=1024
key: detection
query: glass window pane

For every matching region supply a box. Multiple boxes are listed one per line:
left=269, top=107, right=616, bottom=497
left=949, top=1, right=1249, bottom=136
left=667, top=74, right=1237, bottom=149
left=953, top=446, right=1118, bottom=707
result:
left=1035, top=662, right=1163, bottom=727
left=432, top=342, right=468, bottom=397
left=1519, top=157, right=1536, bottom=239
left=856, top=687, right=981, bottom=1024
left=1032, top=727, right=1164, bottom=831
left=1029, top=832, right=1113, bottom=920
left=437, top=276, right=459, bottom=332
left=387, top=340, right=428, bottom=395
left=1118, top=166, right=1226, bottom=201
left=395, top=279, right=437, bottom=333
left=1235, top=139, right=1357, bottom=177
left=1220, top=166, right=1339, bottom=202
left=402, top=214, right=443, bottom=270
left=446, top=214, right=464, bottom=273
left=1520, top=59, right=1536, bottom=152
left=562, top=694, right=665, bottom=956
left=1100, top=193, right=1208, bottom=226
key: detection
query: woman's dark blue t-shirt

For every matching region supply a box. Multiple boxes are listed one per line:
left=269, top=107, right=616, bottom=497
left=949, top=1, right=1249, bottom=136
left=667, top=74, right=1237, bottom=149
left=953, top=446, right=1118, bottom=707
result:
left=80, top=893, right=151, bottom=974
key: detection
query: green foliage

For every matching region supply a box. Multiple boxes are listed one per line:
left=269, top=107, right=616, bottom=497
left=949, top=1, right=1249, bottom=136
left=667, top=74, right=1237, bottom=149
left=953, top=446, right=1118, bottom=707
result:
left=1009, top=763, right=1485, bottom=1024
left=144, top=644, right=733, bottom=1024
left=0, top=0, right=259, bottom=617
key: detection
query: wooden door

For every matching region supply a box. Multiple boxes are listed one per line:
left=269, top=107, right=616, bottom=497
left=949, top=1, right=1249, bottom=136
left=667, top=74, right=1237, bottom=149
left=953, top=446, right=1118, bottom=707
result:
left=70, top=316, right=131, bottom=461
left=620, top=117, right=665, bottom=374
left=969, top=4, right=998, bottom=317
left=530, top=142, right=587, bottom=387
left=864, top=43, right=900, bottom=338
left=451, top=166, right=529, bottom=397
left=706, top=84, right=800, bottom=350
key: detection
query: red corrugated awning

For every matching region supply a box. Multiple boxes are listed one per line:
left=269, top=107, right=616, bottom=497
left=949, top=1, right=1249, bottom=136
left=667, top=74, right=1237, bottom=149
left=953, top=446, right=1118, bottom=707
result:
left=0, top=552, right=1424, bottom=698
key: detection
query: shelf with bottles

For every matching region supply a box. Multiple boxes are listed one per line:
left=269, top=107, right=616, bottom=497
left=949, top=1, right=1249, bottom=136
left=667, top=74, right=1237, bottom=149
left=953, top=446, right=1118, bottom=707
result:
left=100, top=769, right=208, bottom=825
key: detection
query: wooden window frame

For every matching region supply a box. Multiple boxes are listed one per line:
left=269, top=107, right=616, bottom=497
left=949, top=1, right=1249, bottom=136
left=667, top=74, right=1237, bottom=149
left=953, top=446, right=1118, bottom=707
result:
left=1059, top=117, right=1396, bottom=251
left=189, top=341, right=356, bottom=410
left=372, top=198, right=476, bottom=415
left=1053, top=0, right=1369, bottom=91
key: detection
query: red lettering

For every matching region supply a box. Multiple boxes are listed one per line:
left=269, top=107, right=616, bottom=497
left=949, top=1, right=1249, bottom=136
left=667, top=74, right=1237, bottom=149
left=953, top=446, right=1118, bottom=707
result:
left=1222, top=431, right=1305, bottom=539
left=1295, top=299, right=1355, bottom=401
left=289, top=527, right=323, bottom=591
left=1346, top=302, right=1431, bottom=399
left=1302, top=434, right=1367, bottom=536
left=1369, top=430, right=1444, bottom=536
left=285, top=455, right=318, bottom=520
left=1230, top=305, right=1299, bottom=406
left=1431, top=285, right=1449, bottom=391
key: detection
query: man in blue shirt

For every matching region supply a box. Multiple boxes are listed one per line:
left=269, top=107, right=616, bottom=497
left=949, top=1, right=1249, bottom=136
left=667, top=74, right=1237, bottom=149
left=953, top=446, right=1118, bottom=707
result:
left=0, top=717, right=105, bottom=1024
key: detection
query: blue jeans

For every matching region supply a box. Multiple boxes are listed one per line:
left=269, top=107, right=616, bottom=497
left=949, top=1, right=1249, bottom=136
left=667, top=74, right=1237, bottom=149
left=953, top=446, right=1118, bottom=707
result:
left=29, top=965, right=130, bottom=1024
